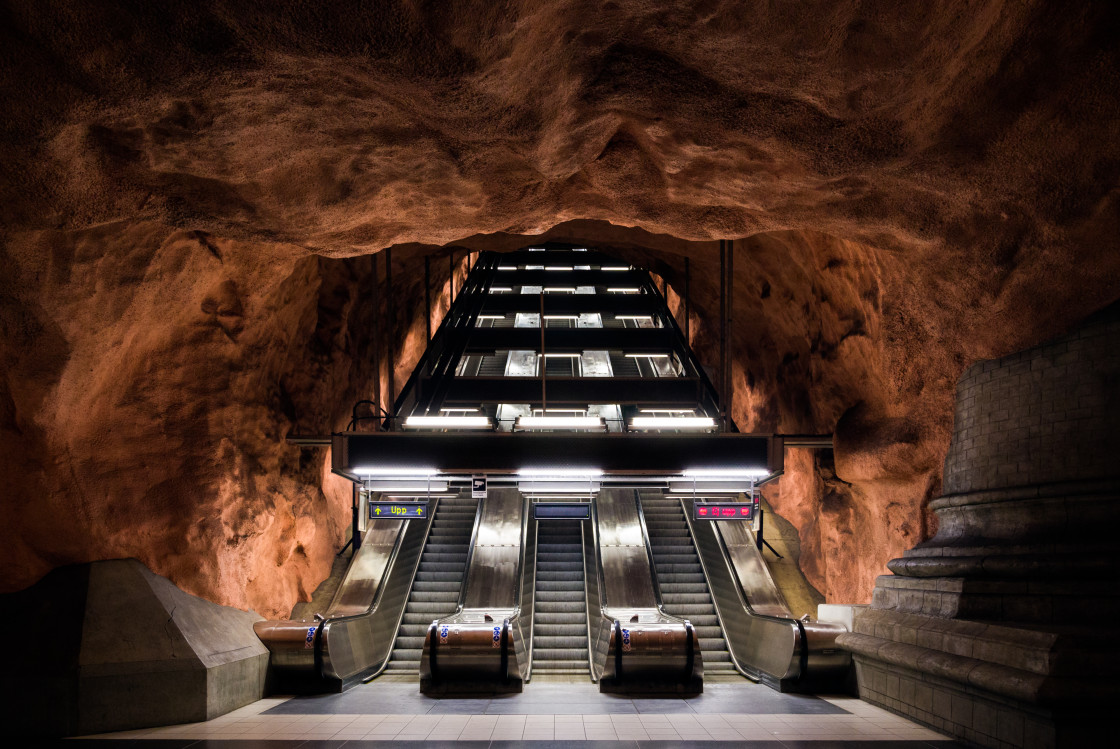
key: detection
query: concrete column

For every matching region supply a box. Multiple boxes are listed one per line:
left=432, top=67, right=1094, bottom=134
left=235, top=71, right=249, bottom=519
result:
left=838, top=303, right=1120, bottom=748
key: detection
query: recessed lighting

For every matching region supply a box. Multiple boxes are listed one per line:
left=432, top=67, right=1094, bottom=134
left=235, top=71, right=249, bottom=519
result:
left=629, top=417, right=716, bottom=430
left=403, top=416, right=493, bottom=429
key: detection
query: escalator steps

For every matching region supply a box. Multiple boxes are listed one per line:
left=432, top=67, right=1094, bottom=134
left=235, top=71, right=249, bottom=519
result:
left=642, top=497, right=737, bottom=674
left=385, top=496, right=478, bottom=673
left=532, top=521, right=589, bottom=673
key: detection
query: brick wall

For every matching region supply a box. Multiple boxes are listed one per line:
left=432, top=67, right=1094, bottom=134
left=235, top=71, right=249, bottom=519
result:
left=943, top=304, right=1120, bottom=495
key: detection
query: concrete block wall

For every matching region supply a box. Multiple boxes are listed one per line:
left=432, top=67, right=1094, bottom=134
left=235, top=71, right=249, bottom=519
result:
left=943, top=308, right=1120, bottom=495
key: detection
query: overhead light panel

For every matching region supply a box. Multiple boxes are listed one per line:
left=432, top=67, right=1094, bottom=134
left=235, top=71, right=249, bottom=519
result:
left=403, top=415, right=493, bottom=430
left=629, top=417, right=716, bottom=430
left=517, top=467, right=604, bottom=478
left=515, top=416, right=605, bottom=430
left=608, top=288, right=641, bottom=293
left=682, top=468, right=770, bottom=478
left=544, top=287, right=576, bottom=292
left=353, top=467, right=440, bottom=477
left=545, top=266, right=573, bottom=271
left=602, top=266, right=631, bottom=271
left=490, top=287, right=513, bottom=293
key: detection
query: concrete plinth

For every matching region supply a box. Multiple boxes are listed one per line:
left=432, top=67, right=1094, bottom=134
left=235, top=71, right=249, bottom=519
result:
left=838, top=303, right=1120, bottom=749
left=0, top=558, right=267, bottom=737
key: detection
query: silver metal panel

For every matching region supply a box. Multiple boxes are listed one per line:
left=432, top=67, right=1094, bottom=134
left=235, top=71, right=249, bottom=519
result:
left=596, top=492, right=646, bottom=548
left=717, top=521, right=791, bottom=618
left=462, top=546, right=521, bottom=611
left=600, top=546, right=656, bottom=611
left=326, top=521, right=405, bottom=617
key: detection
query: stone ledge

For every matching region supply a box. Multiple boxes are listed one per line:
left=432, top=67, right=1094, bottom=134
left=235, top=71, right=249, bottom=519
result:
left=839, top=627, right=1120, bottom=706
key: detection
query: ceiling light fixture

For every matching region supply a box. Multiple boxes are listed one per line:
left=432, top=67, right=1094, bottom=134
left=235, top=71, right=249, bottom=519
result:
left=403, top=415, right=493, bottom=429
left=629, top=417, right=716, bottom=430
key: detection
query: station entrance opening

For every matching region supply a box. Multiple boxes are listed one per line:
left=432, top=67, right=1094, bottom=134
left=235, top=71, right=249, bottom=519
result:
left=256, top=244, right=849, bottom=696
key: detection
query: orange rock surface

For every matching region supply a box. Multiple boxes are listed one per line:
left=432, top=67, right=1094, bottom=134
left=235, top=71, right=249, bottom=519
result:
left=2, top=2, right=1119, bottom=614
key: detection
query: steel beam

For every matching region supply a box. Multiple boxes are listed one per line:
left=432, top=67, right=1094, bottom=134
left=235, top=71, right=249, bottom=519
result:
left=333, top=432, right=774, bottom=476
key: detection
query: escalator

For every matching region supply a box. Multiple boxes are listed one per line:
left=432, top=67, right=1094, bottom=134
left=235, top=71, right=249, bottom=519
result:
left=640, top=495, right=736, bottom=675
left=385, top=496, right=479, bottom=673
left=532, top=520, right=588, bottom=674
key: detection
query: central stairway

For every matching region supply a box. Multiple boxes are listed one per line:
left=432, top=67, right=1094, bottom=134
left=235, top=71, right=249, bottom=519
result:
left=385, top=495, right=478, bottom=673
left=532, top=520, right=589, bottom=674
left=641, top=495, right=737, bottom=675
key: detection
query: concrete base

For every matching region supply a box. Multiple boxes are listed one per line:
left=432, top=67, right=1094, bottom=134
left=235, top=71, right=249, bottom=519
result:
left=0, top=559, right=267, bottom=737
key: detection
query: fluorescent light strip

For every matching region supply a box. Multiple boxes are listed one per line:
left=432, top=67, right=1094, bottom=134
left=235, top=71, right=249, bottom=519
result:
left=527, top=248, right=545, bottom=251
left=630, top=416, right=716, bottom=429
left=353, top=467, right=439, bottom=476
left=545, top=266, right=573, bottom=271
left=639, top=408, right=696, bottom=413
left=441, top=407, right=479, bottom=412
left=616, top=315, right=652, bottom=320
left=608, top=288, right=641, bottom=293
left=602, top=266, right=631, bottom=271
left=498, top=266, right=517, bottom=271
left=682, top=468, right=770, bottom=478
left=518, top=468, right=604, bottom=477
left=477, top=314, right=506, bottom=320
left=385, top=494, right=454, bottom=499
left=490, top=287, right=513, bottom=292
left=527, top=495, right=593, bottom=500
left=543, top=315, right=579, bottom=320
left=540, top=352, right=581, bottom=358
left=625, top=353, right=671, bottom=358
left=404, top=415, right=492, bottom=429
left=544, top=287, right=576, bottom=292
left=516, top=416, right=604, bottom=429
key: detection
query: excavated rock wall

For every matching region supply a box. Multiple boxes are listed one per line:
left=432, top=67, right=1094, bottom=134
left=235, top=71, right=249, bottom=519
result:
left=3, top=2, right=1120, bottom=614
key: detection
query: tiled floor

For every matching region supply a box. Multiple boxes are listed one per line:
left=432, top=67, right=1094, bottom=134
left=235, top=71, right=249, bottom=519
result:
left=75, top=675, right=962, bottom=747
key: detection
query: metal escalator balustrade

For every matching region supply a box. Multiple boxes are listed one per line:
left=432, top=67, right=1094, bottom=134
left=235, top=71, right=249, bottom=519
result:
left=386, top=496, right=478, bottom=672
left=532, top=520, right=589, bottom=674
left=641, top=495, right=736, bottom=675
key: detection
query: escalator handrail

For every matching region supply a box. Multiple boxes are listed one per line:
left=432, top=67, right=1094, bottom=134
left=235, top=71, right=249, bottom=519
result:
left=366, top=495, right=443, bottom=678
left=315, top=495, right=441, bottom=681
left=633, top=491, right=692, bottom=627
left=682, top=496, right=806, bottom=678
left=585, top=494, right=614, bottom=681
left=443, top=493, right=486, bottom=618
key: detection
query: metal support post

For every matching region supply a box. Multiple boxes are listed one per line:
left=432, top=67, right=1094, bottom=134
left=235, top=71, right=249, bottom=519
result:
left=425, top=255, right=432, bottom=341
left=684, top=256, right=690, bottom=345
left=371, top=254, right=381, bottom=419
left=385, top=248, right=395, bottom=425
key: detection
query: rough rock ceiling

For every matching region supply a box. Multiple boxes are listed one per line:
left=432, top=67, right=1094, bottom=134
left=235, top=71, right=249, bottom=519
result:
left=1, top=2, right=1119, bottom=616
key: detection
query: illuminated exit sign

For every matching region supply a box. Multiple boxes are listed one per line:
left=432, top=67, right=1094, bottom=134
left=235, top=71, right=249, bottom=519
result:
left=694, top=503, right=754, bottom=521
left=369, top=502, right=428, bottom=519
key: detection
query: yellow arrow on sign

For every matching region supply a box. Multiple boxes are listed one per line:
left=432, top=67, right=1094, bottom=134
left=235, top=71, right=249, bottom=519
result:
left=375, top=506, right=381, bottom=515
left=417, top=508, right=423, bottom=515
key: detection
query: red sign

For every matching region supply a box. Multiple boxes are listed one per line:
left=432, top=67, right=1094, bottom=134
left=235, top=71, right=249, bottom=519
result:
left=693, top=502, right=755, bottom=521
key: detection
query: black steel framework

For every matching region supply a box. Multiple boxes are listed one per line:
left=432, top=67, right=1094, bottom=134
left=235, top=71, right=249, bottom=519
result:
left=390, top=244, right=726, bottom=421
